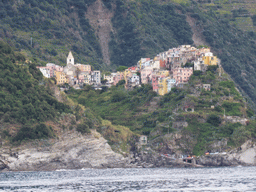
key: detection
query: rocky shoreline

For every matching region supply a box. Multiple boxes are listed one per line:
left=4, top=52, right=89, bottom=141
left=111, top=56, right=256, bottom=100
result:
left=1, top=131, right=256, bottom=172
left=0, top=130, right=132, bottom=172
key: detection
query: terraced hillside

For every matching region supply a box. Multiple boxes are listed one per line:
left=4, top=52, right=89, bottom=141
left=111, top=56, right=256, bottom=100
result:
left=198, top=0, right=256, bottom=32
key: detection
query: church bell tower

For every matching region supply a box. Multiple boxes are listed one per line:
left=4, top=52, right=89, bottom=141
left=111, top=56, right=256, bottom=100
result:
left=67, top=51, right=74, bottom=65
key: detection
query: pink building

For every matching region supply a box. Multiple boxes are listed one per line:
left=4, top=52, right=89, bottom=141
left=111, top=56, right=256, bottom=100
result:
left=152, top=74, right=160, bottom=92
left=46, top=63, right=63, bottom=77
left=141, top=67, right=153, bottom=84
left=113, top=72, right=124, bottom=85
left=172, top=67, right=193, bottom=84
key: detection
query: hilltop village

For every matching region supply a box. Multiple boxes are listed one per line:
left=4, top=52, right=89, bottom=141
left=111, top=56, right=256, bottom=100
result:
left=37, top=45, right=220, bottom=95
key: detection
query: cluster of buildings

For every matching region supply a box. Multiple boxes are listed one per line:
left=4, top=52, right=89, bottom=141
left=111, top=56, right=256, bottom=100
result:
left=37, top=45, right=219, bottom=95
left=104, top=45, right=219, bottom=95
left=37, top=52, right=101, bottom=86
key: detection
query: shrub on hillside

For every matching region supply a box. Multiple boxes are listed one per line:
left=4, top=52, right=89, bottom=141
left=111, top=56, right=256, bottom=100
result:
left=222, top=101, right=242, bottom=116
left=111, top=90, right=127, bottom=102
left=207, top=65, right=218, bottom=72
left=207, top=114, right=221, bottom=126
left=76, top=123, right=91, bottom=134
left=12, top=123, right=54, bottom=142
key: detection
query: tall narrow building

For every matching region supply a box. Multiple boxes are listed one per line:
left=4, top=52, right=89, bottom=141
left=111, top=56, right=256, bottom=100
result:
left=67, top=51, right=74, bottom=65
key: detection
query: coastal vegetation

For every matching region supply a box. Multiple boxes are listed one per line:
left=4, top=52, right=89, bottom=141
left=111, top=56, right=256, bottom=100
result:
left=0, top=41, right=101, bottom=144
left=1, top=0, right=256, bottom=157
left=0, top=41, right=70, bottom=124
left=67, top=66, right=256, bottom=156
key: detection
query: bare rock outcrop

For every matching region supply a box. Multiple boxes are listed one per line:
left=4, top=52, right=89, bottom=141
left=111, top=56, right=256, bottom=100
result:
left=197, top=140, right=256, bottom=166
left=0, top=130, right=131, bottom=172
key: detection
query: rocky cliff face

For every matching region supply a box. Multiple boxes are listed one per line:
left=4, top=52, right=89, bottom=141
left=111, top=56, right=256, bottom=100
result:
left=134, top=133, right=256, bottom=168
left=0, top=130, right=132, bottom=172
left=130, top=140, right=256, bottom=168
left=197, top=140, right=256, bottom=166
left=1, top=129, right=256, bottom=172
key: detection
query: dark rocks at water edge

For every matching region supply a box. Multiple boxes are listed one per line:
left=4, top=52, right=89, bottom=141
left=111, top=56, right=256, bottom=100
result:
left=0, top=131, right=256, bottom=171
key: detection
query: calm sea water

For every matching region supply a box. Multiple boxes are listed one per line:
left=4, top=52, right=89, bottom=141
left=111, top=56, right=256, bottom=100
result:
left=0, top=166, right=255, bottom=191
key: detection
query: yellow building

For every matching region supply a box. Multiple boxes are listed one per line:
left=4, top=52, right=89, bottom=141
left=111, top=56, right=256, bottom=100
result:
left=138, top=59, right=142, bottom=70
left=123, top=69, right=131, bottom=83
left=202, top=53, right=218, bottom=66
left=157, top=70, right=169, bottom=77
left=55, top=71, right=68, bottom=85
left=158, top=77, right=168, bottom=96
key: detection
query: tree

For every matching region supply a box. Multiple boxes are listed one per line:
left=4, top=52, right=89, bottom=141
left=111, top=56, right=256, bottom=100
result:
left=116, top=66, right=128, bottom=71
left=207, top=114, right=221, bottom=126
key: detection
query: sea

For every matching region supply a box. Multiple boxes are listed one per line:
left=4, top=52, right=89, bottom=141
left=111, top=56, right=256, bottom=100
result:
left=0, top=166, right=255, bottom=192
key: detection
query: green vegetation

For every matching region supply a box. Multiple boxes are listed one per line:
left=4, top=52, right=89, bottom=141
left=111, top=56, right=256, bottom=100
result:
left=0, top=42, right=101, bottom=144
left=1, top=0, right=256, bottom=110
left=0, top=41, right=71, bottom=124
left=207, top=114, right=221, bottom=126
left=68, top=84, right=157, bottom=133
left=76, top=123, right=91, bottom=134
left=1, top=0, right=256, bottom=155
left=0, top=0, right=102, bottom=68
left=190, top=1, right=256, bottom=106
left=109, top=0, right=193, bottom=67
left=100, top=120, right=136, bottom=154
left=67, top=66, right=255, bottom=155
left=12, top=123, right=54, bottom=142
left=116, top=66, right=128, bottom=72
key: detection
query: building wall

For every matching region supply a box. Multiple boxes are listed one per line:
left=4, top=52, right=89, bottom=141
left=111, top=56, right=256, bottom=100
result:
left=37, top=67, right=50, bottom=78
left=75, top=64, right=91, bottom=72
left=157, top=70, right=169, bottom=77
left=113, top=72, right=124, bottom=85
left=141, top=67, right=153, bottom=84
left=152, top=74, right=159, bottom=92
left=92, top=70, right=101, bottom=84
left=78, top=73, right=91, bottom=84
left=203, top=56, right=218, bottom=65
left=55, top=71, right=68, bottom=85
left=172, top=67, right=193, bottom=84
left=158, top=77, right=167, bottom=96
left=104, top=74, right=114, bottom=84
left=167, top=78, right=176, bottom=93
left=153, top=60, right=160, bottom=69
